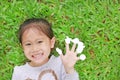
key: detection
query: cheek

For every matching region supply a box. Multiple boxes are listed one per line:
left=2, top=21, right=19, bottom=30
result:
left=23, top=49, right=31, bottom=58
left=23, top=47, right=30, bottom=54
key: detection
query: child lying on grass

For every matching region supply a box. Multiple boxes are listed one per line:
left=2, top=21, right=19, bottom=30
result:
left=12, top=18, right=85, bottom=80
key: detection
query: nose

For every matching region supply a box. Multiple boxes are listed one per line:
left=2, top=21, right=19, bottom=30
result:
left=32, top=44, right=39, bottom=52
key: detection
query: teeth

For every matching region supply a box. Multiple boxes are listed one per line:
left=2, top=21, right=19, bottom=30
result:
left=32, top=53, right=43, bottom=59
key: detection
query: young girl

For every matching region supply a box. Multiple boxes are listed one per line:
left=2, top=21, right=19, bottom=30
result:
left=12, top=18, right=79, bottom=80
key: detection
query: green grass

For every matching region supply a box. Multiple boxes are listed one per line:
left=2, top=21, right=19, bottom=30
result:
left=0, top=0, right=120, bottom=80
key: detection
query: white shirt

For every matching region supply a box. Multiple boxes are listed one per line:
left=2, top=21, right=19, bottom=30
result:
left=12, top=55, right=79, bottom=80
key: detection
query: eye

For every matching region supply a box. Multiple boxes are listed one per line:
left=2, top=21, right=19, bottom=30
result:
left=38, top=41, right=43, bottom=44
left=25, top=43, right=31, bottom=46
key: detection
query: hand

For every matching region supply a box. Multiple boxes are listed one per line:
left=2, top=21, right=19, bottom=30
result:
left=60, top=43, right=79, bottom=74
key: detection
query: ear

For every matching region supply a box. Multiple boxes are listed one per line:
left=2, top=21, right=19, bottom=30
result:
left=50, top=37, right=56, bottom=48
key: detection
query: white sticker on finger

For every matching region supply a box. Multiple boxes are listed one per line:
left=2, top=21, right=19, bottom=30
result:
left=79, top=54, right=86, bottom=61
left=71, top=38, right=79, bottom=44
left=76, top=42, right=85, bottom=54
left=56, top=47, right=62, bottom=55
left=65, top=36, right=71, bottom=44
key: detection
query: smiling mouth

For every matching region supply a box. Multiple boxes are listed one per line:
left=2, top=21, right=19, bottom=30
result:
left=32, top=53, right=44, bottom=59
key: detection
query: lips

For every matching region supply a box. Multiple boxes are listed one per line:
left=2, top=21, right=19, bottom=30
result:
left=32, top=53, right=44, bottom=60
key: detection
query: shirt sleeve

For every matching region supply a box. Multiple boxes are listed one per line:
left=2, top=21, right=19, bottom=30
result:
left=59, top=58, right=79, bottom=80
left=64, top=71, right=79, bottom=80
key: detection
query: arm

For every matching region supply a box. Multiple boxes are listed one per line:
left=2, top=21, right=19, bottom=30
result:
left=61, top=59, right=79, bottom=80
left=60, top=43, right=80, bottom=80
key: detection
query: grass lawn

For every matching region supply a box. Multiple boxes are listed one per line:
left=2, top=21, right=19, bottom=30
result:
left=0, top=0, right=120, bottom=80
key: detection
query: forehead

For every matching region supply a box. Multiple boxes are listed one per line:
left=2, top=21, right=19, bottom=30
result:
left=21, top=27, right=49, bottom=43
left=22, top=22, right=45, bottom=35
left=23, top=23, right=41, bottom=30
left=23, top=27, right=45, bottom=37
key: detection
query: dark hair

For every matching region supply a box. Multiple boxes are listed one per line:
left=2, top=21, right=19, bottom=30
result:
left=18, top=18, right=54, bottom=43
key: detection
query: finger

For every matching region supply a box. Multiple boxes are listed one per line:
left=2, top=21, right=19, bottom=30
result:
left=74, top=52, right=77, bottom=56
left=66, top=43, right=70, bottom=52
left=77, top=57, right=80, bottom=61
left=60, top=53, right=64, bottom=59
left=71, top=43, right=77, bottom=52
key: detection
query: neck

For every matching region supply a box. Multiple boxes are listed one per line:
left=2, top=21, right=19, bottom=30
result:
left=29, top=58, right=49, bottom=67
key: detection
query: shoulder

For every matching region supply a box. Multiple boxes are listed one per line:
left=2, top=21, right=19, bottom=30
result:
left=13, top=63, right=29, bottom=73
left=49, top=55, right=62, bottom=65
left=12, top=64, right=28, bottom=80
left=47, top=55, right=63, bottom=70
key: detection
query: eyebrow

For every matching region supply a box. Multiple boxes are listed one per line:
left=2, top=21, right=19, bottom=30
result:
left=22, top=41, right=31, bottom=44
left=22, top=38, right=44, bottom=44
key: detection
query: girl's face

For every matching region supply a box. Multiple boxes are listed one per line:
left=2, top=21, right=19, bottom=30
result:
left=21, top=27, right=55, bottom=67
